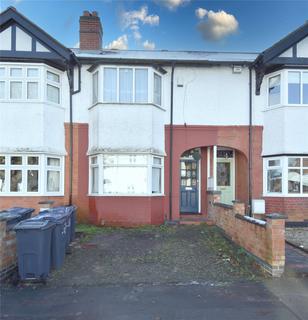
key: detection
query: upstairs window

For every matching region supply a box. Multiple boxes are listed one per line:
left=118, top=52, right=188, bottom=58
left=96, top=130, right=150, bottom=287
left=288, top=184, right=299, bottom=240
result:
left=92, top=71, right=98, bottom=104
left=288, top=157, right=308, bottom=194
left=46, top=70, right=60, bottom=104
left=102, top=67, right=160, bottom=105
left=154, top=73, right=162, bottom=106
left=268, top=74, right=281, bottom=106
left=0, top=66, right=40, bottom=101
left=103, top=68, right=117, bottom=102
left=288, top=71, right=308, bottom=105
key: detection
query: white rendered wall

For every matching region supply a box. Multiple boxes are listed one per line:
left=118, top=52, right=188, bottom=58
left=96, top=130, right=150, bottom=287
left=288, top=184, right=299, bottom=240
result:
left=297, top=36, right=308, bottom=58
left=0, top=63, right=67, bottom=155
left=161, top=65, right=263, bottom=126
left=88, top=104, right=165, bottom=155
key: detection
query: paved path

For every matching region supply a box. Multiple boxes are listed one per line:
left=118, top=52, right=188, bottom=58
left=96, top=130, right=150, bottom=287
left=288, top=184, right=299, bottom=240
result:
left=285, top=244, right=308, bottom=276
left=2, top=279, right=308, bottom=320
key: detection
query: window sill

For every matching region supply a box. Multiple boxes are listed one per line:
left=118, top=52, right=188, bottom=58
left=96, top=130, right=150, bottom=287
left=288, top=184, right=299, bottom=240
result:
left=88, top=102, right=166, bottom=112
left=0, top=193, right=64, bottom=197
left=263, top=193, right=308, bottom=198
left=263, top=104, right=308, bottom=112
left=88, top=193, right=165, bottom=197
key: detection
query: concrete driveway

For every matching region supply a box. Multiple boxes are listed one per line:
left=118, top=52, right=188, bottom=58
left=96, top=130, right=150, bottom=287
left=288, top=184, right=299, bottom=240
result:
left=1, top=224, right=308, bottom=320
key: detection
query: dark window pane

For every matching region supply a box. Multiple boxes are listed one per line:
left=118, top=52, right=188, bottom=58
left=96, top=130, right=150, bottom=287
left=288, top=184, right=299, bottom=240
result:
left=0, top=170, right=5, bottom=192
left=27, top=170, right=38, bottom=192
left=11, top=156, right=22, bottom=165
left=28, top=156, right=39, bottom=165
left=10, top=170, right=22, bottom=192
left=0, top=156, right=5, bottom=165
left=288, top=158, right=300, bottom=167
left=303, top=73, right=308, bottom=104
left=217, top=162, right=231, bottom=187
left=303, top=169, right=308, bottom=194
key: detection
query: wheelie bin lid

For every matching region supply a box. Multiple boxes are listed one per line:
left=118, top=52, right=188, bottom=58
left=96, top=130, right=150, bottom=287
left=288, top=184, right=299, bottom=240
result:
left=6, top=207, right=35, bottom=215
left=36, top=212, right=68, bottom=224
left=0, top=211, right=20, bottom=222
left=14, top=219, right=54, bottom=230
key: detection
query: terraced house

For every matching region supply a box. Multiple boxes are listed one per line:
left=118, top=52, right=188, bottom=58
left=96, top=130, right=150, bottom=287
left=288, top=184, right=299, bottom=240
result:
left=0, top=7, right=307, bottom=226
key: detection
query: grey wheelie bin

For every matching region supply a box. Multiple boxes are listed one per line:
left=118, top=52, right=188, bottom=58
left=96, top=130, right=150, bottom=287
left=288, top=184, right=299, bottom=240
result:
left=0, top=207, right=34, bottom=230
left=14, top=220, right=55, bottom=281
left=32, top=212, right=68, bottom=270
left=49, top=206, right=77, bottom=243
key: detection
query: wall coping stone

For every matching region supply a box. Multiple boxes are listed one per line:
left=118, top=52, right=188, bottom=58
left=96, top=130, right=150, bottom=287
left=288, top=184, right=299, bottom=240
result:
left=214, top=202, right=233, bottom=209
left=236, top=214, right=267, bottom=228
left=267, top=213, right=288, bottom=220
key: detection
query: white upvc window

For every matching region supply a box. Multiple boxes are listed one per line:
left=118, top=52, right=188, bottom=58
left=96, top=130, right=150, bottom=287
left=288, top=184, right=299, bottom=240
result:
left=288, top=70, right=308, bottom=105
left=265, top=158, right=282, bottom=194
left=90, top=156, right=99, bottom=194
left=101, top=66, right=160, bottom=105
left=46, top=70, right=60, bottom=104
left=264, top=156, right=308, bottom=196
left=0, top=66, right=40, bottom=101
left=0, top=154, right=64, bottom=196
left=92, top=71, right=98, bottom=104
left=268, top=74, right=281, bottom=106
left=89, top=154, right=164, bottom=196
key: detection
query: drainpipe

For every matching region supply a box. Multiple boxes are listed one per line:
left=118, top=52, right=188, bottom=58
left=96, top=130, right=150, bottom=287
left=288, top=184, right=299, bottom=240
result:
left=66, top=60, right=81, bottom=206
left=169, top=62, right=175, bottom=221
left=248, top=67, right=253, bottom=216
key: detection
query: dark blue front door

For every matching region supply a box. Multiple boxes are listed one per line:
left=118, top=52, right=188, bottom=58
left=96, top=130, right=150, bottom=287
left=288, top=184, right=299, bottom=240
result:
left=180, top=159, right=199, bottom=213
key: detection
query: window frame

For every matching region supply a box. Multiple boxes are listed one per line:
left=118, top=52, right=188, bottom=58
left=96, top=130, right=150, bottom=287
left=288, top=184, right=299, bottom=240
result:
left=0, top=64, right=63, bottom=104
left=263, top=156, right=308, bottom=197
left=88, top=154, right=164, bottom=196
left=0, top=154, right=64, bottom=196
left=100, top=66, right=162, bottom=106
left=287, top=70, right=308, bottom=106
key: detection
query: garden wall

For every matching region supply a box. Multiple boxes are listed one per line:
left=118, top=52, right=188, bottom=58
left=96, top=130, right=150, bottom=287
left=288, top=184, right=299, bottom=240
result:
left=207, top=191, right=286, bottom=277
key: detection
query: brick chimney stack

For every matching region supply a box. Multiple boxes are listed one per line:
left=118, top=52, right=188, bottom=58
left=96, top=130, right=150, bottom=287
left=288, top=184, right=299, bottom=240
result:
left=79, top=10, right=103, bottom=50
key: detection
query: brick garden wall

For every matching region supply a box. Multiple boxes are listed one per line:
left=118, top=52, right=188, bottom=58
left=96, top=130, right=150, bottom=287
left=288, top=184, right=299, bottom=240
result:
left=265, top=197, right=308, bottom=222
left=0, top=219, right=17, bottom=280
left=207, top=191, right=286, bottom=277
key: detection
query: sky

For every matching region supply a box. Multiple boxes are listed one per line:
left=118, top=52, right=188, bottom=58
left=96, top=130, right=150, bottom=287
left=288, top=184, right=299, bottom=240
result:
left=1, top=0, right=308, bottom=52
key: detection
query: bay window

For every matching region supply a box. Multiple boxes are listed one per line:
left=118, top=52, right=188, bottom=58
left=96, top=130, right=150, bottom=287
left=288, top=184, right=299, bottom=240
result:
left=264, top=156, right=308, bottom=196
left=89, top=154, right=164, bottom=195
left=101, top=67, right=161, bottom=105
left=0, top=154, right=63, bottom=195
left=267, top=70, right=308, bottom=107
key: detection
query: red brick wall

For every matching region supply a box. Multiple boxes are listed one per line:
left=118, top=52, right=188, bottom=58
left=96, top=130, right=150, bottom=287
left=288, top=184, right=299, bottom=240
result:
left=0, top=220, right=17, bottom=279
left=165, top=125, right=263, bottom=220
left=89, top=196, right=165, bottom=227
left=265, top=197, right=308, bottom=222
left=207, top=192, right=285, bottom=277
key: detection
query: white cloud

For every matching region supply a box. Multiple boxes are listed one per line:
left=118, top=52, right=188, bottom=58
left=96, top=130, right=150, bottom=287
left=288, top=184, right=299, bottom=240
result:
left=106, top=35, right=128, bottom=50
left=155, top=0, right=191, bottom=11
left=121, top=6, right=159, bottom=30
left=143, top=40, right=155, bottom=50
left=195, top=8, right=207, bottom=19
left=197, top=9, right=239, bottom=41
left=120, top=6, right=159, bottom=46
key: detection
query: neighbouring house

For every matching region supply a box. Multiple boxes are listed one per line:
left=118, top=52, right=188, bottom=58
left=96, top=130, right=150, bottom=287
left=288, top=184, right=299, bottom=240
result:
left=0, top=7, right=307, bottom=226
